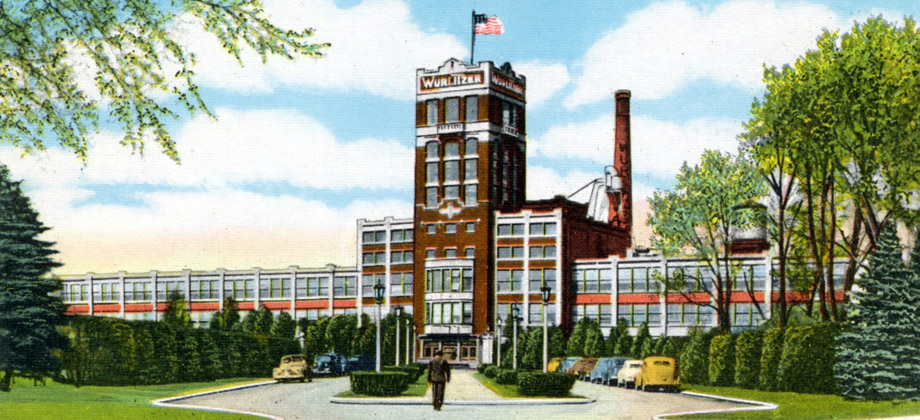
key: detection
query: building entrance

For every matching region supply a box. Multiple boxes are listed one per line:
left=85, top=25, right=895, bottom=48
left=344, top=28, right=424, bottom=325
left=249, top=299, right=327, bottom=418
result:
left=421, top=340, right=478, bottom=362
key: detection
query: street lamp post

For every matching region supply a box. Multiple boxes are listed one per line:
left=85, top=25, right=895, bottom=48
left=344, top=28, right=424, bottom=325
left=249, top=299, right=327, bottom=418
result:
left=541, top=286, right=552, bottom=373
left=497, top=317, right=504, bottom=367
left=394, top=306, right=402, bottom=367
left=406, top=315, right=411, bottom=365
left=512, top=306, right=519, bottom=370
left=374, top=282, right=385, bottom=373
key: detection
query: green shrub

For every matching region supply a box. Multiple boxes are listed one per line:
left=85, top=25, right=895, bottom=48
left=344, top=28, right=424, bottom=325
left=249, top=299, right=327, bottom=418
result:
left=679, top=328, right=712, bottom=385
left=777, top=324, right=837, bottom=394
left=350, top=371, right=410, bottom=396
left=383, top=365, right=423, bottom=382
left=517, top=372, right=576, bottom=397
left=708, top=334, right=735, bottom=386
left=477, top=363, right=491, bottom=374
left=758, top=327, right=784, bottom=391
left=734, top=330, right=763, bottom=389
left=484, top=365, right=499, bottom=378
left=495, top=368, right=518, bottom=385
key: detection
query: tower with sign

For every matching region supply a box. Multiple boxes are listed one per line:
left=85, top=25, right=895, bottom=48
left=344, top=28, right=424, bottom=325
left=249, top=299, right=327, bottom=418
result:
left=412, top=59, right=526, bottom=362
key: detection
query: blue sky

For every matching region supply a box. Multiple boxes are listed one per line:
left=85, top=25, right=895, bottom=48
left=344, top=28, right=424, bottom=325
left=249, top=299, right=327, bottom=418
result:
left=1, top=0, right=916, bottom=273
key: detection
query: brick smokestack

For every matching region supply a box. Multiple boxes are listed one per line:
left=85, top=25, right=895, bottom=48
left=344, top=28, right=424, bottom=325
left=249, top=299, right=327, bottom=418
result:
left=609, top=89, right=632, bottom=239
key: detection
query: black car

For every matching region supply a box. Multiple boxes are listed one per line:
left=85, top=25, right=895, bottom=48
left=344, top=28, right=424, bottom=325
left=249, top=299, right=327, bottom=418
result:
left=313, top=353, right=347, bottom=376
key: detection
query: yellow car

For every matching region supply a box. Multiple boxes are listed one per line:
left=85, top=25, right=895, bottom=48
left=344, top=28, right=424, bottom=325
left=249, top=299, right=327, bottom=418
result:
left=547, top=357, right=564, bottom=373
left=635, top=356, right=679, bottom=392
left=273, top=354, right=312, bottom=383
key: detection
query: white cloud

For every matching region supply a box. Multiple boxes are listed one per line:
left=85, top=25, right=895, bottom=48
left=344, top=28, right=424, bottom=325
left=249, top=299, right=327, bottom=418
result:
left=1, top=108, right=413, bottom=191
left=564, top=0, right=841, bottom=106
left=174, top=0, right=467, bottom=99
left=531, top=113, right=740, bottom=179
left=513, top=61, right=570, bottom=108
left=35, top=187, right=411, bottom=274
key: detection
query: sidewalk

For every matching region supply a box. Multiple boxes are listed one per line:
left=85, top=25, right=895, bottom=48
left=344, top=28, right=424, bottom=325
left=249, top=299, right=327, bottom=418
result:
left=330, top=369, right=594, bottom=406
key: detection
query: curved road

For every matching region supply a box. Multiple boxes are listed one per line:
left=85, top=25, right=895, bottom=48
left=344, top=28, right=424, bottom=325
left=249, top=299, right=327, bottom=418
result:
left=177, top=372, right=745, bottom=420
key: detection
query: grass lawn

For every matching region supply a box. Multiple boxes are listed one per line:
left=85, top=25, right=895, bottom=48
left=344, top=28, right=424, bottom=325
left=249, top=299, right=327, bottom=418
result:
left=666, top=385, right=920, bottom=420
left=0, top=377, right=266, bottom=420
left=336, top=369, right=430, bottom=398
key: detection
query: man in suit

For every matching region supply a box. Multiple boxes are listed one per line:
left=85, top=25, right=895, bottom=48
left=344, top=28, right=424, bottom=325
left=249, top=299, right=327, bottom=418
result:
left=428, top=350, right=451, bottom=411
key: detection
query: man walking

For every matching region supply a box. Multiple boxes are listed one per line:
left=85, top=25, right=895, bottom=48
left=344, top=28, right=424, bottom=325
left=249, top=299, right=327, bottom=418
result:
left=428, top=350, right=450, bottom=411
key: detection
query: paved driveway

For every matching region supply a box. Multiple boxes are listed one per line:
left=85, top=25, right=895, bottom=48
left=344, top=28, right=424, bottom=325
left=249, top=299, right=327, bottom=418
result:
left=176, top=371, right=745, bottom=420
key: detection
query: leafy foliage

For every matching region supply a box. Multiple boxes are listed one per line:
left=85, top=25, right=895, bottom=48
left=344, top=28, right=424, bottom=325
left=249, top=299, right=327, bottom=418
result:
left=779, top=324, right=837, bottom=394
left=734, top=330, right=763, bottom=389
left=835, top=224, right=920, bottom=400
left=0, top=164, right=64, bottom=391
left=708, top=334, right=735, bottom=386
left=517, top=372, right=576, bottom=397
left=631, top=322, right=651, bottom=359
left=679, top=328, right=712, bottom=385
left=349, top=371, right=409, bottom=396
left=0, top=0, right=329, bottom=162
left=162, top=291, right=191, bottom=329
left=759, top=327, right=785, bottom=391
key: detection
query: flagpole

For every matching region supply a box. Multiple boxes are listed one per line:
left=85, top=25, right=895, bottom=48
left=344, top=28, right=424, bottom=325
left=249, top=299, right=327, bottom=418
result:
left=470, top=10, right=476, bottom=64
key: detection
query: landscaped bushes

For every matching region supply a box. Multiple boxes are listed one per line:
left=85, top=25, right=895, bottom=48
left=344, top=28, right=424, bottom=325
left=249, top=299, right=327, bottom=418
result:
left=758, top=327, right=784, bottom=391
left=778, top=324, right=838, bottom=394
left=517, top=372, right=576, bottom=397
left=350, top=371, right=410, bottom=396
left=734, top=330, right=763, bottom=389
left=708, top=334, right=735, bottom=386
left=60, top=316, right=300, bottom=386
left=483, top=365, right=499, bottom=378
left=383, top=365, right=424, bottom=382
left=495, top=368, right=518, bottom=385
left=679, top=328, right=712, bottom=385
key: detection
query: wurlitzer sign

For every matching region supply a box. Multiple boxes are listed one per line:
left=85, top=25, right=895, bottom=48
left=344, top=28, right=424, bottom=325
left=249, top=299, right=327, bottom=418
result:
left=490, top=74, right=525, bottom=98
left=419, top=72, right=484, bottom=92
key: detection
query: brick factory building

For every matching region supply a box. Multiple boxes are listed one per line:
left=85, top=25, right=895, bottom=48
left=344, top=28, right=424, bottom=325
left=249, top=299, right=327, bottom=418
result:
left=58, top=59, right=840, bottom=365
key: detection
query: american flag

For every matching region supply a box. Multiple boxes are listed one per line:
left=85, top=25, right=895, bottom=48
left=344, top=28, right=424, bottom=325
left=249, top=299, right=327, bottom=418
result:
left=475, top=16, right=504, bottom=35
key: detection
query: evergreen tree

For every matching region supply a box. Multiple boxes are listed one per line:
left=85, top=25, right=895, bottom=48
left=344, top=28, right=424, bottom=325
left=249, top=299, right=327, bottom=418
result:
left=255, top=306, right=274, bottom=335
left=615, top=327, right=634, bottom=357
left=607, top=319, right=628, bottom=356
left=835, top=224, right=920, bottom=400
left=522, top=327, right=544, bottom=369
left=209, top=298, right=240, bottom=331
left=351, top=320, right=376, bottom=358
left=162, top=291, right=191, bottom=330
left=198, top=330, right=221, bottom=381
left=631, top=323, right=651, bottom=358
left=583, top=320, right=605, bottom=357
left=680, top=328, right=712, bottom=384
left=549, top=326, right=567, bottom=358
left=132, top=323, right=157, bottom=384
left=241, top=310, right=260, bottom=334
left=178, top=330, right=202, bottom=382
left=325, top=315, right=356, bottom=355
left=271, top=311, right=296, bottom=339
left=0, top=164, right=65, bottom=391
left=566, top=318, right=588, bottom=356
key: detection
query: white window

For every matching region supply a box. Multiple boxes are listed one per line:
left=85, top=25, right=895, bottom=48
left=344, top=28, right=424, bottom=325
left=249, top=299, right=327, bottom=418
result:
left=465, top=96, right=478, bottom=122
left=465, top=138, right=478, bottom=155
left=427, top=100, right=438, bottom=125
left=445, top=161, right=459, bottom=182
left=426, top=187, right=438, bottom=207
left=445, top=223, right=457, bottom=234
left=465, top=159, right=478, bottom=180
left=464, top=184, right=477, bottom=205
left=445, top=97, right=459, bottom=122
left=465, top=247, right=475, bottom=258
left=445, top=248, right=457, bottom=258
left=427, top=162, right=439, bottom=183
left=426, top=141, right=438, bottom=158
left=465, top=222, right=475, bottom=233
left=426, top=249, right=436, bottom=259
left=445, top=186, right=460, bottom=199
left=427, top=224, right=436, bottom=235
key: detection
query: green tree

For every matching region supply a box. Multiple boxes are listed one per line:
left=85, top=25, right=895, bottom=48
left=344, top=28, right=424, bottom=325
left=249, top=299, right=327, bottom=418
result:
left=522, top=327, right=544, bottom=370
left=177, top=330, right=202, bottom=382
left=0, top=164, right=65, bottom=391
left=351, top=317, right=375, bottom=358
left=743, top=17, right=920, bottom=322
left=566, top=318, right=588, bottom=357
left=549, top=326, right=567, bottom=359
left=325, top=315, right=356, bottom=356
left=835, top=224, right=920, bottom=399
left=607, top=319, right=627, bottom=356
left=0, top=0, right=329, bottom=162
left=255, top=306, right=274, bottom=335
left=209, top=298, right=240, bottom=331
left=614, top=327, right=633, bottom=357
left=680, top=328, right=712, bottom=385
left=649, top=150, right=766, bottom=332
left=630, top=323, right=651, bottom=359
left=271, top=311, right=296, bottom=339
left=583, top=320, right=605, bottom=357
left=162, top=290, right=191, bottom=329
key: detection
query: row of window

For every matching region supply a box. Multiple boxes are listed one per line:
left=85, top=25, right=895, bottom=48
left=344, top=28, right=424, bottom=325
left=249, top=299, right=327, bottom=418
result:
left=425, top=247, right=476, bottom=260
left=495, top=303, right=558, bottom=325
left=426, top=138, right=478, bottom=159
left=497, top=222, right=557, bottom=237
left=426, top=159, right=477, bottom=183
left=573, top=268, right=613, bottom=294
left=497, top=245, right=556, bottom=260
left=425, top=96, right=479, bottom=126
left=496, top=269, right=558, bottom=293
left=362, top=250, right=414, bottom=266
left=425, top=184, right=478, bottom=208
left=425, top=301, right=473, bottom=325
left=426, top=222, right=476, bottom=235
left=425, top=268, right=474, bottom=293
left=362, top=228, right=414, bottom=244
left=361, top=272, right=414, bottom=297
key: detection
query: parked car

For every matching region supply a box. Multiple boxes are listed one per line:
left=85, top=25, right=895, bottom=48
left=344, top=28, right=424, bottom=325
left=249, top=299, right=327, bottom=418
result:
left=588, top=357, right=628, bottom=385
left=272, top=354, right=312, bottom=383
left=344, top=356, right=375, bottom=373
left=558, top=357, right=580, bottom=374
left=568, top=357, right=599, bottom=380
left=615, top=359, right=643, bottom=388
left=635, top=356, right=680, bottom=392
left=313, top=353, right=347, bottom=376
left=547, top=357, right=564, bottom=373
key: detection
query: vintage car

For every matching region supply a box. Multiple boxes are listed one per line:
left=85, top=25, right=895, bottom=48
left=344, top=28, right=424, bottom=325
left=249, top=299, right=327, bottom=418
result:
left=588, top=357, right=628, bottom=385
left=558, top=357, right=580, bottom=374
left=344, top=356, right=375, bottom=373
left=313, top=353, right=347, bottom=376
left=635, top=356, right=680, bottom=392
left=272, top=354, right=312, bottom=383
left=615, top=359, right=643, bottom=388
left=567, top=357, right=599, bottom=380
left=547, top=357, right=564, bottom=373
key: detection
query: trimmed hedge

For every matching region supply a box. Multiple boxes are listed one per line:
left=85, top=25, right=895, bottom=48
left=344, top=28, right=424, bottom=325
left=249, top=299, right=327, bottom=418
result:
left=350, top=371, right=410, bottom=396
left=778, top=324, right=838, bottom=394
left=483, top=365, right=499, bottom=378
left=517, top=372, right=576, bottom=397
left=495, top=368, right=518, bottom=385
left=383, top=365, right=424, bottom=382
left=708, top=334, right=735, bottom=386
left=734, top=330, right=763, bottom=389
left=758, top=327, right=784, bottom=391
left=476, top=363, right=491, bottom=374
left=679, top=329, right=712, bottom=385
